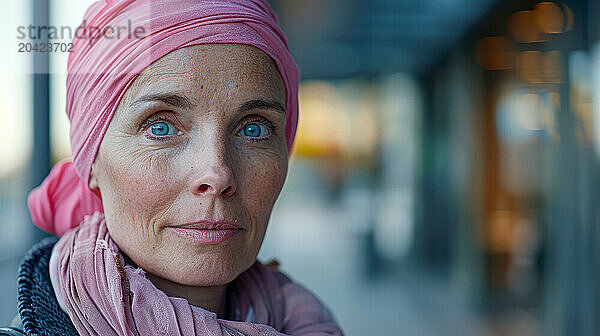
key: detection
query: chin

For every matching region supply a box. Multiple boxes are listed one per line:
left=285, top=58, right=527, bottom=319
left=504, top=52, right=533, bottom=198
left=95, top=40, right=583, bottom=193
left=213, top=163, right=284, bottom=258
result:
left=166, top=253, right=253, bottom=287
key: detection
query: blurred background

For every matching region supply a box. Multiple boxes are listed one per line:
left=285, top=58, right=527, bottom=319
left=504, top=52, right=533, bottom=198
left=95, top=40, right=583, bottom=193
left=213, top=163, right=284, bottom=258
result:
left=1, top=0, right=599, bottom=334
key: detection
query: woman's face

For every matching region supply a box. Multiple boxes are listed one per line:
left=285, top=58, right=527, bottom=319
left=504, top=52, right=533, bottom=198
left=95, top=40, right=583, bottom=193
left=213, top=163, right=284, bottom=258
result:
left=89, top=44, right=288, bottom=286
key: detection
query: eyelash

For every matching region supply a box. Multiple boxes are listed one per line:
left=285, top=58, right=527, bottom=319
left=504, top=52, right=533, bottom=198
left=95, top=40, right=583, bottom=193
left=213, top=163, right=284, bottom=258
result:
left=139, top=113, right=277, bottom=142
left=141, top=114, right=178, bottom=142
left=238, top=115, right=277, bottom=143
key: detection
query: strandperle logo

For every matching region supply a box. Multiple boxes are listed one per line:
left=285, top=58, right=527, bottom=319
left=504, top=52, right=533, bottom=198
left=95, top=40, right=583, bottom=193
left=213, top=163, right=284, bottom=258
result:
left=16, top=20, right=145, bottom=53
left=17, top=20, right=145, bottom=47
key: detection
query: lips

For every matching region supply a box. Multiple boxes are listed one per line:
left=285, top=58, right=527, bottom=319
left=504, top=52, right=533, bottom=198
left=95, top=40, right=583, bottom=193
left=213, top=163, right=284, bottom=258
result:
left=168, top=220, right=242, bottom=245
left=175, top=220, right=241, bottom=230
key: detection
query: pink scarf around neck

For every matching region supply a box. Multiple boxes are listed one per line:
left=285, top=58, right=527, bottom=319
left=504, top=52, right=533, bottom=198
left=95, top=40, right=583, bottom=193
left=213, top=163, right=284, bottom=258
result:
left=49, top=212, right=343, bottom=335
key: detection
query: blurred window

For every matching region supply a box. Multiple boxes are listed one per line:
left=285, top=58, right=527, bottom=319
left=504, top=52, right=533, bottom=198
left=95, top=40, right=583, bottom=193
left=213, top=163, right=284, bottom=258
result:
left=50, top=0, right=98, bottom=162
left=0, top=0, right=34, bottom=257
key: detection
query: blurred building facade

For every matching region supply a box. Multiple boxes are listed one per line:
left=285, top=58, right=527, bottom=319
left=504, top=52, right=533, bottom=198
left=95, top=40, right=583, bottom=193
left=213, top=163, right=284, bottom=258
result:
left=417, top=0, right=600, bottom=334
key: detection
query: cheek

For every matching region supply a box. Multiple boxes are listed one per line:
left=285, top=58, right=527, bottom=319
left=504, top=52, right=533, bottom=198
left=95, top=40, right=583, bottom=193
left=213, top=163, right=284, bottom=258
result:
left=128, top=173, right=178, bottom=208
left=238, top=152, right=287, bottom=219
left=98, top=153, right=182, bottom=226
left=234, top=153, right=286, bottom=268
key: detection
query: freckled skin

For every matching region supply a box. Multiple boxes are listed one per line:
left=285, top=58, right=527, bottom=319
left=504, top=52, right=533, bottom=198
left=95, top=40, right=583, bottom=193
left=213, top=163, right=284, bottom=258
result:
left=88, top=44, right=288, bottom=311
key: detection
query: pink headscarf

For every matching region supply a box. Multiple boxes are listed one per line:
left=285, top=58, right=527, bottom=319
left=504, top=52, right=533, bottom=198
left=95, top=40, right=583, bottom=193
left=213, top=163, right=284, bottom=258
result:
left=28, top=0, right=299, bottom=236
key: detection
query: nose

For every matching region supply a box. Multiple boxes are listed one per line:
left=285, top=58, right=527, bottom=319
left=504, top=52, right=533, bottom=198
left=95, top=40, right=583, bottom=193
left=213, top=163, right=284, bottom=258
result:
left=189, top=158, right=237, bottom=198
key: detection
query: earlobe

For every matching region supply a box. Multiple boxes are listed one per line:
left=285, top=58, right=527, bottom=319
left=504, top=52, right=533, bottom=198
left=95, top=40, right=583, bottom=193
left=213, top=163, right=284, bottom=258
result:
left=89, top=165, right=99, bottom=190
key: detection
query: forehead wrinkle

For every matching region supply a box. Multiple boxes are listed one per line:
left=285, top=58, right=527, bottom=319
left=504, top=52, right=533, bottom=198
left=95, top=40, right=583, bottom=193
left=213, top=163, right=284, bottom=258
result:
left=115, top=44, right=286, bottom=125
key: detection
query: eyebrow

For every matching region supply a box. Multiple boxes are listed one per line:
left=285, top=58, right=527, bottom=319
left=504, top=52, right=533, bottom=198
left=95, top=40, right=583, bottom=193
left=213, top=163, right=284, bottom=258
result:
left=131, top=93, right=286, bottom=115
left=237, top=99, right=286, bottom=115
left=130, top=93, right=197, bottom=110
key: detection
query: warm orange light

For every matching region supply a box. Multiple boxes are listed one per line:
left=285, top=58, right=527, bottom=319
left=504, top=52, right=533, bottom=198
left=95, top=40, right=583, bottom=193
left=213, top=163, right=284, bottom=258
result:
left=562, top=4, right=574, bottom=32
left=535, top=2, right=564, bottom=34
left=295, top=80, right=380, bottom=159
left=487, top=210, right=520, bottom=253
left=294, top=81, right=344, bottom=157
left=509, top=10, right=547, bottom=43
left=475, top=36, right=515, bottom=70
left=517, top=51, right=544, bottom=84
left=516, top=50, right=562, bottom=84
left=543, top=50, right=562, bottom=83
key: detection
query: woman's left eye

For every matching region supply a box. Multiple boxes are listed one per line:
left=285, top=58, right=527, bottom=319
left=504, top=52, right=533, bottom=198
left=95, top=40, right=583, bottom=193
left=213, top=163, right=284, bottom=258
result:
left=237, top=123, right=269, bottom=138
left=147, top=121, right=178, bottom=137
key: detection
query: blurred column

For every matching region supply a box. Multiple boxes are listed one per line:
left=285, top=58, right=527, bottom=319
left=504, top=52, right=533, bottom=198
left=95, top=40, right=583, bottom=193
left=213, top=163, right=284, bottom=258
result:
left=444, top=45, right=485, bottom=306
left=544, top=0, right=599, bottom=334
left=374, top=73, right=421, bottom=271
left=30, top=0, right=50, bottom=242
left=415, top=68, right=452, bottom=272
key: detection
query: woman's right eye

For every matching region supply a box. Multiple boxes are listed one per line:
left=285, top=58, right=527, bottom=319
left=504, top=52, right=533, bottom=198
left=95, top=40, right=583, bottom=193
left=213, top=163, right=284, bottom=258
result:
left=144, top=120, right=180, bottom=138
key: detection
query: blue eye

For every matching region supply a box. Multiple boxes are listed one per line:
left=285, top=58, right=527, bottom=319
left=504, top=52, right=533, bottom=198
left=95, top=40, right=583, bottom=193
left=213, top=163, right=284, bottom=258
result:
left=148, top=121, right=177, bottom=136
left=238, top=123, right=268, bottom=138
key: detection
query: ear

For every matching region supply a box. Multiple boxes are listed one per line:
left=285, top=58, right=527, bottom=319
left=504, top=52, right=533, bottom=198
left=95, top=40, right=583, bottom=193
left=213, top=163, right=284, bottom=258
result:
left=89, top=163, right=99, bottom=190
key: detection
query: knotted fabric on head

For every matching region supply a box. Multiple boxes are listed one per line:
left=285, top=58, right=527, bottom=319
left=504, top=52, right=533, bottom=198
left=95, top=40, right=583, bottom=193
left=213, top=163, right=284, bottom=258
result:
left=28, top=0, right=299, bottom=236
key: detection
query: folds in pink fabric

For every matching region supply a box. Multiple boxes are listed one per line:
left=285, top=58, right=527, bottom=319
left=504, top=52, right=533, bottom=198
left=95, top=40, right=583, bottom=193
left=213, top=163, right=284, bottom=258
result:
left=28, top=0, right=299, bottom=235
left=28, top=159, right=103, bottom=236
left=50, top=212, right=343, bottom=335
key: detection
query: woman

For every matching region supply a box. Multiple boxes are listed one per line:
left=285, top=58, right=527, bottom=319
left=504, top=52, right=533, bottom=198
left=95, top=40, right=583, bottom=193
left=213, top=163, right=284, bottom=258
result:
left=11, top=0, right=344, bottom=335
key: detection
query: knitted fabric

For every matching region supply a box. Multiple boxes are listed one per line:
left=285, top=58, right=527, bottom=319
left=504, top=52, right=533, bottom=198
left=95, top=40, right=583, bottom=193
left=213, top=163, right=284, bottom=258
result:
left=17, top=237, right=78, bottom=336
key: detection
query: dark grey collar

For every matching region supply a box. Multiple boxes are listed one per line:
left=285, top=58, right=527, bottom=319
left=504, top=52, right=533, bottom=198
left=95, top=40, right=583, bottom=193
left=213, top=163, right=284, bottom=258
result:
left=16, top=236, right=78, bottom=336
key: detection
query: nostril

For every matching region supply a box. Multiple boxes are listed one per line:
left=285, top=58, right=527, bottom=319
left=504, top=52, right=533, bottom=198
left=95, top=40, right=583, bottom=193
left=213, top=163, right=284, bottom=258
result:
left=198, top=184, right=211, bottom=193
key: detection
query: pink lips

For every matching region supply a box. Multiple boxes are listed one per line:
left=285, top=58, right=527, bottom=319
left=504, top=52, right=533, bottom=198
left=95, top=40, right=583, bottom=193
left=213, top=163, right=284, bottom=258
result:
left=168, top=220, right=242, bottom=245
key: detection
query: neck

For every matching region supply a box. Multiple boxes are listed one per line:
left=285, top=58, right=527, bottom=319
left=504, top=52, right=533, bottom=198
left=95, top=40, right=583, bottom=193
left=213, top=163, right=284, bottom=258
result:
left=146, top=273, right=228, bottom=317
